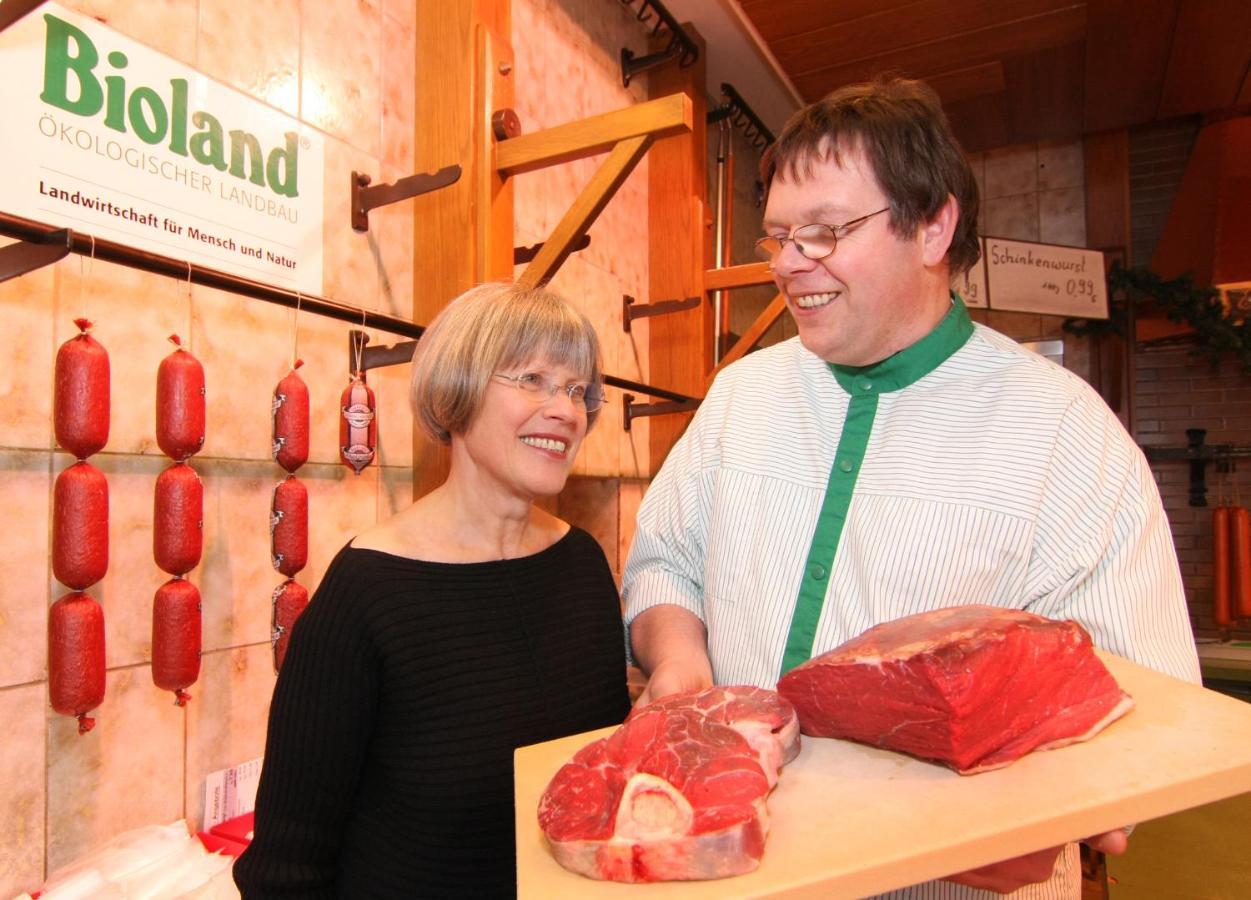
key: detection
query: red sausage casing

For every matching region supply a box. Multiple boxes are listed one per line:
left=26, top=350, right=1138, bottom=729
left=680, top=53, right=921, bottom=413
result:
left=55, top=318, right=110, bottom=459
left=1232, top=506, right=1251, bottom=620
left=156, top=335, right=205, bottom=461
left=270, top=475, right=308, bottom=577
left=152, top=577, right=201, bottom=705
left=48, top=591, right=106, bottom=733
left=154, top=462, right=203, bottom=575
left=340, top=375, right=376, bottom=475
left=1214, top=506, right=1233, bottom=628
left=272, top=362, right=310, bottom=473
left=271, top=579, right=309, bottom=673
left=52, top=461, right=109, bottom=590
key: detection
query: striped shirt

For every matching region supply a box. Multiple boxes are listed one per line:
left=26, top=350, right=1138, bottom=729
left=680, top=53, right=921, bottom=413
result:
left=623, top=300, right=1199, bottom=900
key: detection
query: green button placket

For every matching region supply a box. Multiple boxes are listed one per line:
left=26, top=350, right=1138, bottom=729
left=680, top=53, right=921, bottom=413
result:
left=779, top=385, right=878, bottom=676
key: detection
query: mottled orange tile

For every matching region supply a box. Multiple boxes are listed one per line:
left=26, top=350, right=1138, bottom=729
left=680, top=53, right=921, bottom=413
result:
left=321, top=137, right=381, bottom=312
left=0, top=683, right=45, bottom=899
left=192, top=285, right=293, bottom=463
left=302, top=0, right=382, bottom=158
left=197, top=0, right=300, bottom=115
left=380, top=18, right=416, bottom=176
left=378, top=463, right=414, bottom=518
left=302, top=460, right=379, bottom=588
left=185, top=643, right=275, bottom=830
left=46, top=665, right=184, bottom=871
left=61, top=0, right=198, bottom=61
left=0, top=248, right=55, bottom=452
left=0, top=451, right=51, bottom=687
left=558, top=475, right=619, bottom=569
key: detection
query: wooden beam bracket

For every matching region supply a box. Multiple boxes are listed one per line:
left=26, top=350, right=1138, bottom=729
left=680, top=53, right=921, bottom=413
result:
left=622, top=292, right=700, bottom=332
left=513, top=234, right=589, bottom=266
left=0, top=227, right=71, bottom=285
left=351, top=164, right=462, bottom=233
left=621, top=393, right=701, bottom=431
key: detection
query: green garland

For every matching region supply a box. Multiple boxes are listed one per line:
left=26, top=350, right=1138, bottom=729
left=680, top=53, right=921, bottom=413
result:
left=1063, top=264, right=1251, bottom=371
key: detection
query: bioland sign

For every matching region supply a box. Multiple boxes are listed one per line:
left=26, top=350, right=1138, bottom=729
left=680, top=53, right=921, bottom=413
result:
left=0, top=4, right=324, bottom=293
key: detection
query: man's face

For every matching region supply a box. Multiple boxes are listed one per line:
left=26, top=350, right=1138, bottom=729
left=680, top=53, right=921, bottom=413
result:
left=762, top=144, right=936, bottom=366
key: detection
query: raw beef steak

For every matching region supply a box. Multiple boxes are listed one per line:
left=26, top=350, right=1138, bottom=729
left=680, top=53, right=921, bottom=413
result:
left=538, top=686, right=798, bottom=882
left=777, top=605, right=1134, bottom=774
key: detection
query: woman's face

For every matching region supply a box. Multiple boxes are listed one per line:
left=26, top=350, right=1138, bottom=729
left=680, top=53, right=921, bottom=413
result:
left=455, top=357, right=590, bottom=504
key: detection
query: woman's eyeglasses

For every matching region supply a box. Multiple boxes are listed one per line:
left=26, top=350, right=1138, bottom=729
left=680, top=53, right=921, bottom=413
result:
left=493, top=372, right=607, bottom=412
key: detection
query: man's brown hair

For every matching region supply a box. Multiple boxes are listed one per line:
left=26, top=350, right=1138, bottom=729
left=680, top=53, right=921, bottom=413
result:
left=761, top=76, right=981, bottom=276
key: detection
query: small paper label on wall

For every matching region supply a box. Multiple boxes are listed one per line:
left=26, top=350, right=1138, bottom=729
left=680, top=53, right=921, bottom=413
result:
left=203, top=757, right=263, bottom=829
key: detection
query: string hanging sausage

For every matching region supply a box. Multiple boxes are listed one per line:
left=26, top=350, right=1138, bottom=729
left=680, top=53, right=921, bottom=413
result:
left=151, top=577, right=202, bottom=706
left=52, top=461, right=109, bottom=590
left=272, top=360, right=310, bottom=473
left=340, top=374, right=376, bottom=475
left=153, top=462, right=203, bottom=576
left=1214, top=506, right=1233, bottom=628
left=270, top=475, right=308, bottom=577
left=156, top=334, right=205, bottom=461
left=1231, top=506, right=1251, bottom=621
left=271, top=579, right=309, bottom=673
left=48, top=591, right=106, bottom=734
left=54, top=318, right=110, bottom=458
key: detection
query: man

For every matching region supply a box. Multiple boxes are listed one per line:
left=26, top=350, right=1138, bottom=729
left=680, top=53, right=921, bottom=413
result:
left=622, top=77, right=1200, bottom=897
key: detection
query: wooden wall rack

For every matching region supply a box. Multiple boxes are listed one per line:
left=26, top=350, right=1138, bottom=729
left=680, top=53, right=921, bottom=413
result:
left=617, top=0, right=698, bottom=87
left=1143, top=428, right=1251, bottom=507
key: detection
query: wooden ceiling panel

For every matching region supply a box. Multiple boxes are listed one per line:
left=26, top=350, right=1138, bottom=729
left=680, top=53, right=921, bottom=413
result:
left=944, top=91, right=1013, bottom=154
left=737, top=0, right=918, bottom=45
left=1083, top=0, right=1178, bottom=134
left=1156, top=0, right=1251, bottom=119
left=926, top=62, right=1008, bottom=105
left=1003, top=42, right=1085, bottom=144
left=768, top=0, right=1079, bottom=78
left=790, top=6, right=1086, bottom=101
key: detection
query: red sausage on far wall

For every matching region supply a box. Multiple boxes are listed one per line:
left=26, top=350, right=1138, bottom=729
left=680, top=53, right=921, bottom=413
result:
left=52, top=461, right=109, bottom=590
left=272, top=360, right=310, bottom=473
left=270, top=475, right=308, bottom=577
left=1214, top=506, right=1233, bottom=628
left=156, top=334, right=205, bottom=461
left=271, top=579, right=309, bottom=673
left=154, top=462, right=203, bottom=576
left=1232, top=506, right=1251, bottom=620
left=152, top=577, right=202, bottom=706
left=54, top=318, right=110, bottom=459
left=48, top=591, right=106, bottom=734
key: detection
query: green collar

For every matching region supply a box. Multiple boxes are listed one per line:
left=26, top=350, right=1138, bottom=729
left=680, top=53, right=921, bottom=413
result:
left=828, top=293, right=973, bottom=395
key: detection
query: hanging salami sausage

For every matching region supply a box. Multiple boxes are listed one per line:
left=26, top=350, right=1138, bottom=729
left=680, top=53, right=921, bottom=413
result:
left=1232, top=505, right=1251, bottom=621
left=50, top=319, right=110, bottom=734
left=340, top=373, right=376, bottom=475
left=270, top=355, right=311, bottom=673
left=152, top=333, right=205, bottom=705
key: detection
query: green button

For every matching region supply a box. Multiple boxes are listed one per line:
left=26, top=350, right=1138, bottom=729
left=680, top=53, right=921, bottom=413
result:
left=810, top=563, right=827, bottom=580
left=838, top=458, right=853, bottom=473
left=858, top=378, right=873, bottom=391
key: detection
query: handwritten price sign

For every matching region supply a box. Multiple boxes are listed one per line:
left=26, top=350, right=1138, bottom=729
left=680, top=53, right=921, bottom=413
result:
left=984, top=238, right=1108, bottom=319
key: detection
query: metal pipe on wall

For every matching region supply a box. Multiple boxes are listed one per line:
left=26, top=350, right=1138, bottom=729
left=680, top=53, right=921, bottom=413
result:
left=712, top=119, right=732, bottom=363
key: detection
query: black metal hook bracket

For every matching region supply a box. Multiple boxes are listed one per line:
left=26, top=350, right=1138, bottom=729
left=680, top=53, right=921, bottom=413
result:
left=618, top=0, right=699, bottom=87
left=1142, top=428, right=1251, bottom=507
left=514, top=234, right=590, bottom=266
left=622, top=293, right=700, bottom=332
left=622, top=393, right=700, bottom=431
left=351, top=164, right=462, bottom=232
left=0, top=227, right=72, bottom=284
left=706, top=82, right=775, bottom=153
left=350, top=332, right=422, bottom=375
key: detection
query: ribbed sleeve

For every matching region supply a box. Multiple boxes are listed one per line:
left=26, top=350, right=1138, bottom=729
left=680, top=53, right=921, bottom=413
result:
left=234, top=527, right=631, bottom=899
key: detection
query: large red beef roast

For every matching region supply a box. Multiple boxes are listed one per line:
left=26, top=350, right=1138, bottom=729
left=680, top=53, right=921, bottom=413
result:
left=537, top=686, right=799, bottom=882
left=777, top=605, right=1134, bottom=774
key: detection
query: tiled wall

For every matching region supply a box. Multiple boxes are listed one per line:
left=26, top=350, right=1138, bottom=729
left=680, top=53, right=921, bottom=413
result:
left=0, top=0, right=416, bottom=889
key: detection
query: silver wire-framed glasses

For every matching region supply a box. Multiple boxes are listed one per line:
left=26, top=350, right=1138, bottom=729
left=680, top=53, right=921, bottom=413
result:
left=492, top=372, right=607, bottom=412
left=754, top=207, right=891, bottom=263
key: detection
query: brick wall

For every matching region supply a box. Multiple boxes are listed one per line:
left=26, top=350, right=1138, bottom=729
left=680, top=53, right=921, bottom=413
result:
left=1135, top=345, right=1251, bottom=638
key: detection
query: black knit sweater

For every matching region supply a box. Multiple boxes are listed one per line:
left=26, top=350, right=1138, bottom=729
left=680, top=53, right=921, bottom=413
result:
left=233, top=528, right=631, bottom=898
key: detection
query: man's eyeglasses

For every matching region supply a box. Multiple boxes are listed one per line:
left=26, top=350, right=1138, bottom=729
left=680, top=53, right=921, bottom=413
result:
left=754, top=207, right=890, bottom=263
left=493, top=372, right=607, bottom=413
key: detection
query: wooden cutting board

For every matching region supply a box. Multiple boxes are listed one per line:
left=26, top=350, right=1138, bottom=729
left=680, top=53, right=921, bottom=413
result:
left=514, top=653, right=1251, bottom=898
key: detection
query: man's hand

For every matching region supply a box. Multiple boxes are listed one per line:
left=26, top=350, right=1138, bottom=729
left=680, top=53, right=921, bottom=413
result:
left=944, top=829, right=1130, bottom=894
left=629, top=604, right=713, bottom=707
left=634, top=657, right=713, bottom=707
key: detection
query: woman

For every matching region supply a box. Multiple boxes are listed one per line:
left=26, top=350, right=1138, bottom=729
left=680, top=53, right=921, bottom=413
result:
left=234, top=283, right=631, bottom=898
